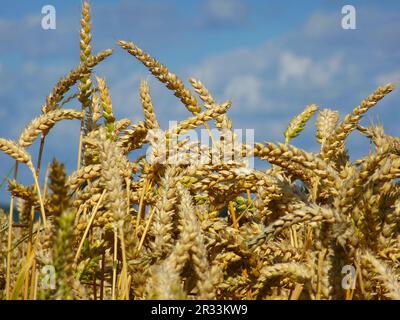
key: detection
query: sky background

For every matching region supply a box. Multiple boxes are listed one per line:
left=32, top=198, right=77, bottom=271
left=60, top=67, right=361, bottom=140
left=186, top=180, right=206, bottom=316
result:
left=0, top=0, right=400, bottom=203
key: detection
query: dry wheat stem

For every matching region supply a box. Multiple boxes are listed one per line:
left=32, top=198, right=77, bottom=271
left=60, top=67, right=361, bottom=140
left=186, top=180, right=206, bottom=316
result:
left=74, top=189, right=106, bottom=263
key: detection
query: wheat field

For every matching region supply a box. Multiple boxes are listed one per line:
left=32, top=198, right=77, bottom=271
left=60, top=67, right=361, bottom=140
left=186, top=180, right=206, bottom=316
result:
left=0, top=1, right=399, bottom=300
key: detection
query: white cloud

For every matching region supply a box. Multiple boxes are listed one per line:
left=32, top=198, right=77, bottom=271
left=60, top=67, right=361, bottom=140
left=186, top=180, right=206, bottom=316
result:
left=307, top=54, right=342, bottom=86
left=0, top=18, right=13, bottom=32
left=303, top=12, right=339, bottom=37
left=224, top=75, right=263, bottom=109
left=182, top=7, right=400, bottom=150
left=279, top=51, right=342, bottom=86
left=204, top=0, right=247, bottom=21
left=189, top=47, right=270, bottom=88
left=25, top=14, right=41, bottom=28
left=199, top=0, right=249, bottom=27
left=279, top=52, right=311, bottom=85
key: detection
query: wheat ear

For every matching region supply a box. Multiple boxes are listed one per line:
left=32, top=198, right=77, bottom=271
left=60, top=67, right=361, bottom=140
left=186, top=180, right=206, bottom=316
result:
left=253, top=262, right=311, bottom=297
left=321, top=83, right=395, bottom=160
left=78, top=0, right=92, bottom=112
left=118, top=40, right=201, bottom=114
left=42, top=49, right=113, bottom=114
left=51, top=210, right=76, bottom=299
left=0, top=139, right=46, bottom=226
left=360, top=250, right=400, bottom=300
left=140, top=80, right=160, bottom=130
left=284, top=104, right=318, bottom=145
left=118, top=121, right=148, bottom=153
left=0, top=138, right=31, bottom=164
left=248, top=204, right=336, bottom=249
left=8, top=180, right=36, bottom=202
left=316, top=109, right=339, bottom=146
left=189, top=78, right=233, bottom=130
left=253, top=142, right=339, bottom=188
left=178, top=186, right=215, bottom=299
left=99, top=130, right=127, bottom=224
left=19, top=109, right=83, bottom=148
left=96, top=77, right=116, bottom=137
left=151, top=166, right=182, bottom=259
left=77, top=0, right=93, bottom=169
left=167, top=101, right=231, bottom=136
left=67, top=164, right=102, bottom=190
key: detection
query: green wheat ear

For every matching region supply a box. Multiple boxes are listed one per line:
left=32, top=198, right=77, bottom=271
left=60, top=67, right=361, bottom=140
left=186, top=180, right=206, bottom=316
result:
left=284, top=104, right=319, bottom=145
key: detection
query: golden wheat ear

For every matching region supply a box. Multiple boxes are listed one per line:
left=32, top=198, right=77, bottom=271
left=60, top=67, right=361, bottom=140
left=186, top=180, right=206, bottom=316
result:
left=78, top=0, right=93, bottom=111
left=167, top=101, right=231, bottom=137
left=189, top=78, right=233, bottom=129
left=0, top=139, right=47, bottom=227
left=316, top=108, right=339, bottom=146
left=140, top=80, right=159, bottom=130
left=18, top=109, right=83, bottom=148
left=321, top=83, right=396, bottom=160
left=76, top=0, right=94, bottom=170
left=42, top=49, right=113, bottom=114
left=0, top=139, right=31, bottom=164
left=118, top=40, right=201, bottom=114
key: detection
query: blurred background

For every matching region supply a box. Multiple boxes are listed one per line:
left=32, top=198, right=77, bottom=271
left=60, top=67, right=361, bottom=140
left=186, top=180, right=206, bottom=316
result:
left=0, top=0, right=399, bottom=206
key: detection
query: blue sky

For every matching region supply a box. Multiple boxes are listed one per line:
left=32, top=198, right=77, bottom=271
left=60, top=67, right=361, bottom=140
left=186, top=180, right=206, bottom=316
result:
left=0, top=0, right=400, bottom=203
